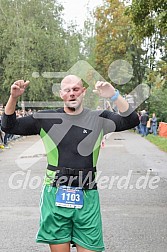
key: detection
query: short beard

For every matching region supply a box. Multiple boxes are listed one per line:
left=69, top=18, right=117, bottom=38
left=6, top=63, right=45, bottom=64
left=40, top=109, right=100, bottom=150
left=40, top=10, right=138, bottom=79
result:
left=65, top=102, right=82, bottom=112
left=67, top=107, right=76, bottom=111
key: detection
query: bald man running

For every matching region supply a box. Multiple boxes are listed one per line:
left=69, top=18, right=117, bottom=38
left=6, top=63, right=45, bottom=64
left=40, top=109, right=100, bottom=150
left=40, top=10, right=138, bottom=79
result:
left=2, top=75, right=139, bottom=252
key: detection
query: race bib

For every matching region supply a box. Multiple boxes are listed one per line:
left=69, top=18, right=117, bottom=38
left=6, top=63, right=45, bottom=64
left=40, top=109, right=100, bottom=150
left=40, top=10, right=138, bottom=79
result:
left=55, top=186, right=83, bottom=209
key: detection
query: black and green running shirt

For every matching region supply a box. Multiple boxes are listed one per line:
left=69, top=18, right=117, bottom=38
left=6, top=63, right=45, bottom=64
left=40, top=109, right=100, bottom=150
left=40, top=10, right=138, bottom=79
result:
left=2, top=107, right=139, bottom=170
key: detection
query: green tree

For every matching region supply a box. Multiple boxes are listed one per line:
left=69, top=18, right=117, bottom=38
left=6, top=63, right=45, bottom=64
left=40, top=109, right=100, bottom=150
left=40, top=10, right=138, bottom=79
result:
left=95, top=0, right=130, bottom=79
left=94, top=0, right=147, bottom=97
left=0, top=0, right=84, bottom=106
left=125, top=0, right=167, bottom=118
left=126, top=0, right=167, bottom=40
left=126, top=0, right=167, bottom=74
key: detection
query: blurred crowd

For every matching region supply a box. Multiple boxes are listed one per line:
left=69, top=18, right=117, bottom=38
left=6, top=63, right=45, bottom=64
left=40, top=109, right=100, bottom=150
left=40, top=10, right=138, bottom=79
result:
left=96, top=102, right=159, bottom=144
left=0, top=108, right=33, bottom=149
left=135, top=110, right=158, bottom=137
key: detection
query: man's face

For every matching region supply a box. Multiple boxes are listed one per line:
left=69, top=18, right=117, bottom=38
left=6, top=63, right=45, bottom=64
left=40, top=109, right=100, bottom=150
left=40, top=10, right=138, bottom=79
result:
left=60, top=76, right=86, bottom=110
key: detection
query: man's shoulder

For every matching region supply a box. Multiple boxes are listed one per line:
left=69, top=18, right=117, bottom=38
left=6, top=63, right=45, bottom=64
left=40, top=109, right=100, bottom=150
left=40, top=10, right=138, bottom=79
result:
left=32, top=108, right=64, bottom=120
left=86, top=108, right=103, bottom=115
left=90, top=109, right=114, bottom=118
left=35, top=108, right=64, bottom=114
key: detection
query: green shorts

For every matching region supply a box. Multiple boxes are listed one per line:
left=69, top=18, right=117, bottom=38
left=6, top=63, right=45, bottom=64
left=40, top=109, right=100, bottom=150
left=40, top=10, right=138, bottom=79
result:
left=36, top=185, right=105, bottom=251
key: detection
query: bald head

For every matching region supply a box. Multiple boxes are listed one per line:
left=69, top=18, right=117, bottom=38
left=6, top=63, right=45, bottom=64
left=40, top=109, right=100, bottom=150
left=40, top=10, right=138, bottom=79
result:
left=59, top=75, right=86, bottom=114
left=61, top=75, right=83, bottom=89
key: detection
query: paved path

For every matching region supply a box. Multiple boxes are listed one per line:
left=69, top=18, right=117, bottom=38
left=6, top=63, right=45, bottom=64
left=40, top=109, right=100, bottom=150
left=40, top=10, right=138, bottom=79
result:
left=0, top=131, right=167, bottom=252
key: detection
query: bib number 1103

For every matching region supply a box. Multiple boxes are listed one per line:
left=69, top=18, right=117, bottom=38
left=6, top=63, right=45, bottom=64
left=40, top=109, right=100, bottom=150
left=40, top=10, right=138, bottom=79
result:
left=55, top=186, right=84, bottom=209
left=62, top=192, right=80, bottom=202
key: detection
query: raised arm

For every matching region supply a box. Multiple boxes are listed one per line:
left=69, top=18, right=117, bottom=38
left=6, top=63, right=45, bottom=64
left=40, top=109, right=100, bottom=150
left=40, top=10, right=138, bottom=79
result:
left=2, top=80, right=40, bottom=136
left=93, top=81, right=129, bottom=113
left=5, top=80, right=29, bottom=115
left=93, top=81, right=139, bottom=132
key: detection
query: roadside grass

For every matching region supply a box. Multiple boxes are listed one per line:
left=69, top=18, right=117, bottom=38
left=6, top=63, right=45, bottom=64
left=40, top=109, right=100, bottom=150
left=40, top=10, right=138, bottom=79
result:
left=146, top=134, right=167, bottom=153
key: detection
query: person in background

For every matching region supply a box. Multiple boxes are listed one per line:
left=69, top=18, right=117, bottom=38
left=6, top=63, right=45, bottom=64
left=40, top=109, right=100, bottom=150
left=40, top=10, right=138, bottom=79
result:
left=146, top=117, right=152, bottom=135
left=0, top=111, right=4, bottom=148
left=140, top=110, right=149, bottom=137
left=135, top=111, right=141, bottom=134
left=151, top=113, right=157, bottom=136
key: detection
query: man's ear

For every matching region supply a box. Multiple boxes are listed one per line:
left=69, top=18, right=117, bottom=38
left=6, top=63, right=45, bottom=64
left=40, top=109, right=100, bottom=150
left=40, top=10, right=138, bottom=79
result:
left=59, top=90, right=63, bottom=99
left=82, top=87, right=86, bottom=96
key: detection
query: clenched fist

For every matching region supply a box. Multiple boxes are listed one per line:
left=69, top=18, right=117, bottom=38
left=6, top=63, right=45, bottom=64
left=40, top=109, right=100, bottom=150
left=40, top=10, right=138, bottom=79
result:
left=10, top=80, right=30, bottom=98
left=93, top=81, right=116, bottom=98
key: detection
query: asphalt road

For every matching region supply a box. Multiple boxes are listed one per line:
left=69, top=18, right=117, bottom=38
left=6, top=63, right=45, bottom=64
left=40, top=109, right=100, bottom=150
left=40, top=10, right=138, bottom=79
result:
left=0, top=131, right=167, bottom=252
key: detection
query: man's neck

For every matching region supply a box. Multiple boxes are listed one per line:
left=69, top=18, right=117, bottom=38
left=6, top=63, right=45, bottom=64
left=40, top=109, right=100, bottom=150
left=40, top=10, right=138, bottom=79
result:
left=64, top=106, right=84, bottom=115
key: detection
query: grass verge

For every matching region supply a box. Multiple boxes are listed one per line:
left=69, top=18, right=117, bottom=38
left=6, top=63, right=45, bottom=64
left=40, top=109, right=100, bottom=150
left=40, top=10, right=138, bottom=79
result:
left=146, top=135, right=167, bottom=153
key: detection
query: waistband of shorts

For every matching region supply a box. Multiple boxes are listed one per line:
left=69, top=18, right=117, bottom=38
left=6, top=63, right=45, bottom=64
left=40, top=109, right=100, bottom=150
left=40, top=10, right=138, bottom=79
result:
left=45, top=165, right=97, bottom=190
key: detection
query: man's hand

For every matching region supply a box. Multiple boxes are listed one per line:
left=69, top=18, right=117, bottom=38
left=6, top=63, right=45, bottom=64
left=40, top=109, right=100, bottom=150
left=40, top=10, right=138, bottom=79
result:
left=93, top=81, right=129, bottom=112
left=10, top=80, right=30, bottom=98
left=93, top=81, right=116, bottom=98
left=4, top=80, right=30, bottom=115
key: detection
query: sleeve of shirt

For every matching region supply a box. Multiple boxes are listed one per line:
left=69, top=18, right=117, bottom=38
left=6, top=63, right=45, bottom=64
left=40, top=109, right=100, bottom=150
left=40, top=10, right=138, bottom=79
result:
left=1, top=112, right=40, bottom=135
left=100, top=106, right=140, bottom=134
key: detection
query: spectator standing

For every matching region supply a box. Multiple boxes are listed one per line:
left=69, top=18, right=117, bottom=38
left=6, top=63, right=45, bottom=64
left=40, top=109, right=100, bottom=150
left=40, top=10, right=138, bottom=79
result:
left=0, top=112, right=4, bottom=148
left=140, top=110, right=149, bottom=137
left=146, top=118, right=152, bottom=135
left=136, top=111, right=141, bottom=134
left=151, top=113, right=158, bottom=136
